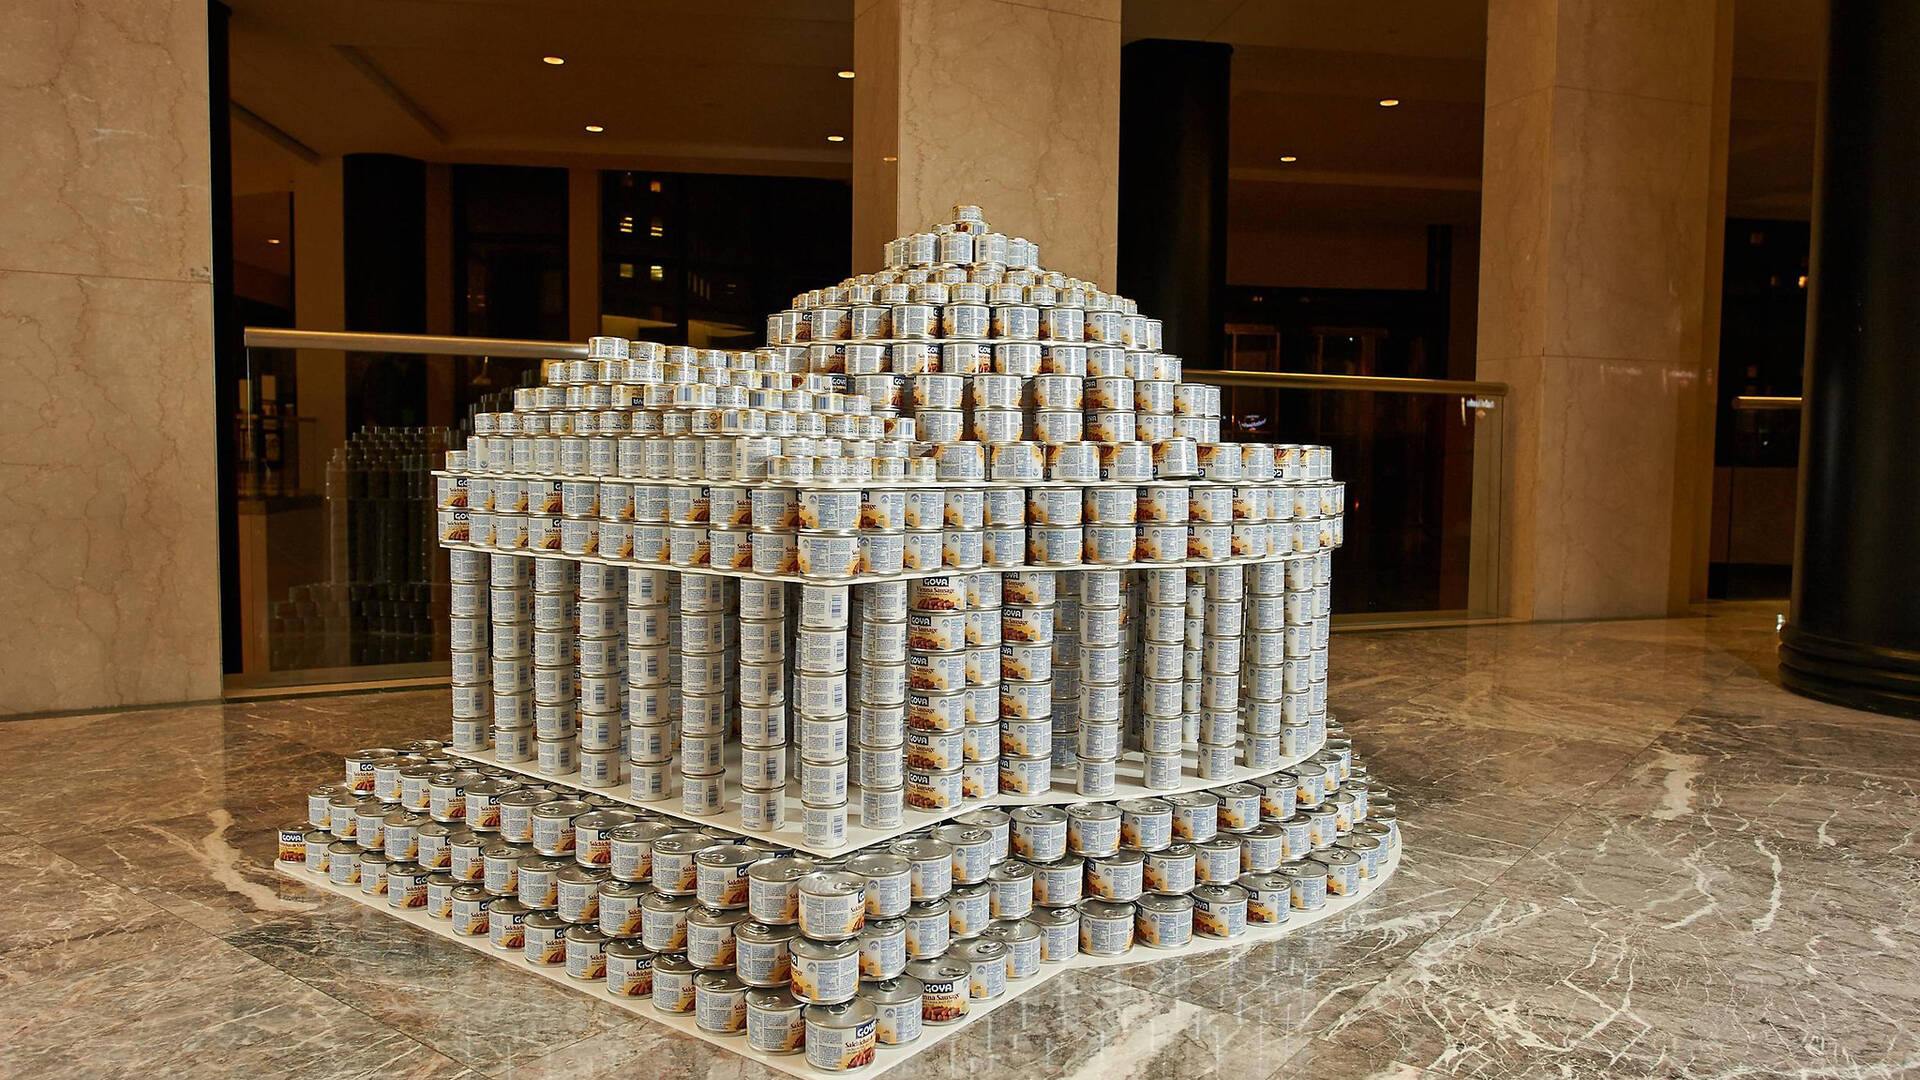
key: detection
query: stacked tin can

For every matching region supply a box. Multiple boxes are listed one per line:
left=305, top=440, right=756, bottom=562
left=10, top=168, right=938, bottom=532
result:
left=851, top=580, right=908, bottom=829
left=679, top=573, right=736, bottom=817
left=627, top=568, right=678, bottom=800
left=576, top=563, right=628, bottom=788
left=447, top=548, right=490, bottom=753
left=903, top=575, right=966, bottom=814
left=738, top=579, right=790, bottom=831
left=1135, top=569, right=1183, bottom=786
left=1073, top=569, right=1125, bottom=795
left=1194, top=565, right=1243, bottom=780
left=998, top=570, right=1054, bottom=794
left=796, top=584, right=852, bottom=847
left=287, top=733, right=1400, bottom=1073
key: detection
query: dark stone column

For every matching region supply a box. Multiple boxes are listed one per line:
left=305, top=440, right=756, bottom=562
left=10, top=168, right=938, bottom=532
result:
left=1118, top=39, right=1230, bottom=368
left=1780, top=0, right=1920, bottom=717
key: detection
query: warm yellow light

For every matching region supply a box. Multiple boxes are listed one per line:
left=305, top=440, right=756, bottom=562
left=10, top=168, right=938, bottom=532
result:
left=1378, top=98, right=1401, bottom=107
left=882, top=155, right=898, bottom=163
left=266, top=238, right=282, bottom=244
left=827, top=134, right=846, bottom=143
left=542, top=56, right=565, bottom=65
left=585, top=124, right=604, bottom=132
left=837, top=70, right=856, bottom=79
left=1279, top=155, right=1298, bottom=163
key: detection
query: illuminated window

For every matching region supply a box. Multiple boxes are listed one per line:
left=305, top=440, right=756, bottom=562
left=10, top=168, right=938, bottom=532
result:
left=649, top=264, right=665, bottom=281
left=618, top=263, right=634, bottom=278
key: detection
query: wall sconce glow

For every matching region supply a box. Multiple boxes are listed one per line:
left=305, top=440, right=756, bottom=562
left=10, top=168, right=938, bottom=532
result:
left=1378, top=98, right=1401, bottom=107
left=827, top=135, right=846, bottom=143
left=1279, top=155, right=1298, bottom=163
left=542, top=56, right=565, bottom=65
left=837, top=70, right=856, bottom=79
left=882, top=155, right=898, bottom=163
left=585, top=124, right=605, bottom=133
left=266, top=238, right=282, bottom=244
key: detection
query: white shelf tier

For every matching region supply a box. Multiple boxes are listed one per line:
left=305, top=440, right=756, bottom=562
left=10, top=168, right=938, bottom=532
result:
left=444, top=734, right=1326, bottom=857
left=435, top=541, right=1325, bottom=586
left=272, top=841, right=1398, bottom=1080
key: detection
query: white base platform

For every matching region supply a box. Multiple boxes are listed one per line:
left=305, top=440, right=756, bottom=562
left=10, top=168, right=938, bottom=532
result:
left=274, top=843, right=1397, bottom=1079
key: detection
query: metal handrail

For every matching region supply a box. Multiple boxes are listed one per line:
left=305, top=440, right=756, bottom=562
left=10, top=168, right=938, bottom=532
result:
left=1183, top=369, right=1508, bottom=397
left=1732, top=395, right=1803, bottom=411
left=242, top=328, right=588, bottom=359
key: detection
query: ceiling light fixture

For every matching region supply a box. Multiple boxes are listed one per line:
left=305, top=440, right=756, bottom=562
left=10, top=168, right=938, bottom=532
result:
left=1378, top=98, right=1401, bottom=107
left=585, top=124, right=604, bottom=132
left=542, top=56, right=565, bottom=65
left=827, top=134, right=846, bottom=143
left=1279, top=155, right=1298, bottom=163
left=837, top=70, right=856, bottom=79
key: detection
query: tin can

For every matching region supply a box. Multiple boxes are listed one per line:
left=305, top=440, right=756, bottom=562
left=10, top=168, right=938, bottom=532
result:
left=1192, top=883, right=1248, bottom=938
left=1281, top=861, right=1329, bottom=910
left=858, top=917, right=909, bottom=980
left=689, top=905, right=749, bottom=970
left=791, top=935, right=863, bottom=1006
left=652, top=952, right=698, bottom=1013
left=803, top=998, right=878, bottom=1072
left=1086, top=849, right=1145, bottom=902
left=450, top=883, right=490, bottom=935
left=606, top=939, right=656, bottom=998
left=736, top=920, right=799, bottom=987
left=746, top=987, right=807, bottom=1054
left=1076, top=898, right=1134, bottom=956
left=489, top=897, right=531, bottom=950
left=798, top=871, right=867, bottom=940
left=1240, top=871, right=1292, bottom=925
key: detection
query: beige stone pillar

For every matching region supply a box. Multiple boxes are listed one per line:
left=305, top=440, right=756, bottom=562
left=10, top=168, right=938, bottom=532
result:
left=852, top=0, right=1121, bottom=287
left=1476, top=0, right=1734, bottom=620
left=0, top=0, right=222, bottom=712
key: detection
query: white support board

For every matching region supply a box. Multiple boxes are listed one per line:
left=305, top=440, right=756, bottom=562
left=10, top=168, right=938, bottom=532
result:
left=446, top=734, right=1327, bottom=856
left=274, top=844, right=1397, bottom=1080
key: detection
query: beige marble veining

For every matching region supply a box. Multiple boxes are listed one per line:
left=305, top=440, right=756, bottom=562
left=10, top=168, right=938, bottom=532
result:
left=0, top=0, right=219, bottom=715
left=1477, top=0, right=1727, bottom=622
left=0, top=271, right=222, bottom=713
left=0, top=0, right=212, bottom=283
left=853, top=0, right=1121, bottom=287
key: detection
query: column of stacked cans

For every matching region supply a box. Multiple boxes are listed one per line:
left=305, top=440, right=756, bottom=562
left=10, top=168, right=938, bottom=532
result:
left=1073, top=569, right=1131, bottom=794
left=959, top=572, right=1001, bottom=800
left=851, top=580, right=909, bottom=829
left=627, top=568, right=679, bottom=800
left=492, top=556, right=536, bottom=759
left=1194, top=566, right=1244, bottom=779
left=445, top=548, right=492, bottom=754
left=902, top=574, right=967, bottom=813
left=737, top=579, right=791, bottom=831
left=997, top=570, right=1055, bottom=794
left=1135, top=570, right=1184, bottom=781
left=530, top=558, right=581, bottom=777
left=679, top=573, right=736, bottom=817
left=796, top=584, right=853, bottom=847
left=576, top=563, right=628, bottom=788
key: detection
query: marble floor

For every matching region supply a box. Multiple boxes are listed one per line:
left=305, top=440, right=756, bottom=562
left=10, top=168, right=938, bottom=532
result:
left=4, top=600, right=1917, bottom=1080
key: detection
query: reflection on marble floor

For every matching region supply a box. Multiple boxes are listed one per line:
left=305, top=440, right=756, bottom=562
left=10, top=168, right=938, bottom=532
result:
left=5, top=600, right=1917, bottom=1079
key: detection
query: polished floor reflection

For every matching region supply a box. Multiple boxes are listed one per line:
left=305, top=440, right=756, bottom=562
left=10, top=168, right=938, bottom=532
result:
left=4, top=601, right=1915, bottom=1079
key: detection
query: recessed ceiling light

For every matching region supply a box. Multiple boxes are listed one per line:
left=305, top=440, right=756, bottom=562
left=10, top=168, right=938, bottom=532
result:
left=837, top=70, right=856, bottom=79
left=266, top=238, right=282, bottom=244
left=827, top=134, right=846, bottom=143
left=585, top=124, right=604, bottom=132
left=1378, top=98, right=1401, bottom=107
left=1279, top=155, right=1298, bottom=163
left=542, top=56, right=565, bottom=65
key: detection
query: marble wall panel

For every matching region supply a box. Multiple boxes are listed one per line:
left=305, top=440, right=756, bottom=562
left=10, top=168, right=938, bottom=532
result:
left=854, top=0, right=1121, bottom=287
left=0, top=0, right=220, bottom=714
